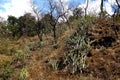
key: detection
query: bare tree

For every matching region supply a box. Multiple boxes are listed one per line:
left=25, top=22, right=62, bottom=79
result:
left=31, top=0, right=72, bottom=42
left=58, top=0, right=72, bottom=28
left=47, top=0, right=69, bottom=43
left=32, top=5, right=44, bottom=41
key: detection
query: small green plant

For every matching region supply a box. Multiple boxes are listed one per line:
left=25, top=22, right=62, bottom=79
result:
left=15, top=50, right=24, bottom=61
left=49, top=59, right=59, bottom=70
left=19, top=68, right=28, bottom=80
left=99, top=46, right=106, bottom=52
left=39, top=41, right=44, bottom=48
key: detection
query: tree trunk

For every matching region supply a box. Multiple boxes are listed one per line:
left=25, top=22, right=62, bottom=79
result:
left=100, top=0, right=104, bottom=17
left=53, top=26, right=56, bottom=43
left=36, top=27, right=43, bottom=41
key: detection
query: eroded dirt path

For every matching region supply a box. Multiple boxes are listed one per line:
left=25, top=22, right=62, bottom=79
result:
left=27, top=29, right=75, bottom=80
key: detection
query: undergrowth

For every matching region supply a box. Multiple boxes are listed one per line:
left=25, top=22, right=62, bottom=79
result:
left=0, top=61, right=14, bottom=80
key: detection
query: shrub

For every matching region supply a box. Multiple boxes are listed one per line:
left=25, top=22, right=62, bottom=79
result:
left=14, top=44, right=30, bottom=62
left=28, top=41, right=44, bottom=51
left=0, top=61, right=14, bottom=80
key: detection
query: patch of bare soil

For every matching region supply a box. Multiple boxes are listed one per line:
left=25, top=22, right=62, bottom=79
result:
left=84, top=24, right=120, bottom=80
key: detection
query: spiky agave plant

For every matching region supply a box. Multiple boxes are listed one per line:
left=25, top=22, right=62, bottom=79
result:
left=64, top=18, right=90, bottom=74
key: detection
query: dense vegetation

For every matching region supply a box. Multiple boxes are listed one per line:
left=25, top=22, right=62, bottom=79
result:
left=0, top=0, right=120, bottom=80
